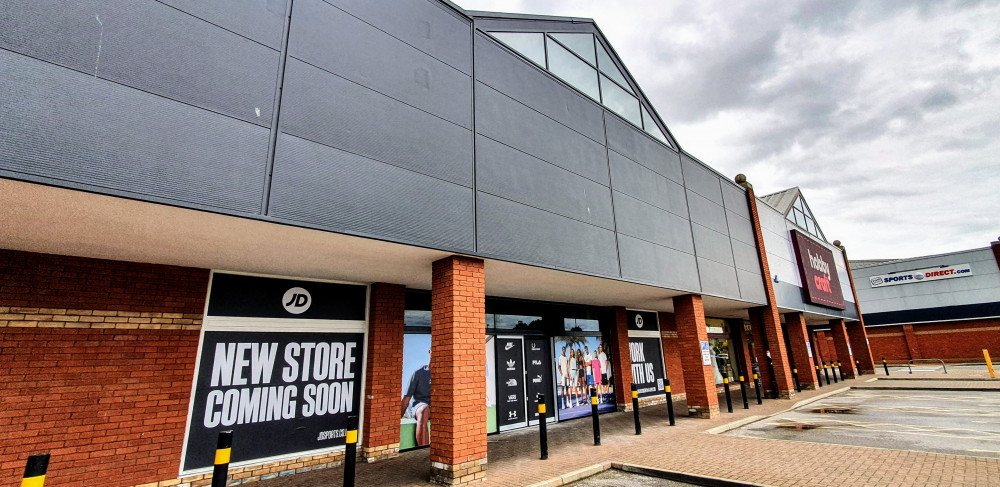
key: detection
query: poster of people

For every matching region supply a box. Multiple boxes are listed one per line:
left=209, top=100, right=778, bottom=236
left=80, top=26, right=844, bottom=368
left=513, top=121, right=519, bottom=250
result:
left=400, top=334, right=497, bottom=451
left=552, top=336, right=616, bottom=420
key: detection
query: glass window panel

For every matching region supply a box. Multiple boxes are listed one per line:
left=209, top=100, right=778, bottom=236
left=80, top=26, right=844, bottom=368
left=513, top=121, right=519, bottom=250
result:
left=793, top=209, right=805, bottom=227
left=546, top=38, right=600, bottom=101
left=596, top=42, right=633, bottom=94
left=600, top=74, right=641, bottom=126
left=485, top=314, right=495, bottom=329
left=564, top=318, right=600, bottom=332
left=549, top=33, right=596, bottom=65
left=641, top=106, right=669, bottom=144
left=794, top=197, right=805, bottom=212
left=490, top=32, right=546, bottom=67
left=805, top=217, right=815, bottom=233
left=404, top=310, right=431, bottom=328
left=495, top=314, right=543, bottom=330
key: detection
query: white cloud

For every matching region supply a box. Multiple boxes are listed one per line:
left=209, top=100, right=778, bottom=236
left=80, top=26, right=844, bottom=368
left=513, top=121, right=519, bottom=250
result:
left=457, top=0, right=1000, bottom=258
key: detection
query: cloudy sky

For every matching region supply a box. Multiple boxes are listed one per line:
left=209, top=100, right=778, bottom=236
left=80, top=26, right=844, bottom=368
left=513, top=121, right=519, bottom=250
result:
left=457, top=0, right=1000, bottom=259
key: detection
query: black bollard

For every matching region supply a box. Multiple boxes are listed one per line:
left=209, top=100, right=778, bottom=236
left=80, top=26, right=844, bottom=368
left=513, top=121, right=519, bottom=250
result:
left=837, top=361, right=844, bottom=381
left=536, top=393, right=548, bottom=460
left=631, top=384, right=641, bottom=435
left=792, top=368, right=801, bottom=393
left=739, top=375, right=749, bottom=409
left=832, top=362, right=839, bottom=383
left=590, top=388, right=601, bottom=445
left=823, top=362, right=831, bottom=385
left=882, top=357, right=890, bottom=376
left=22, top=453, right=50, bottom=487
left=664, top=380, right=676, bottom=426
left=753, top=373, right=762, bottom=405
left=212, top=431, right=233, bottom=487
left=723, top=376, right=733, bottom=413
left=343, top=415, right=358, bottom=487
left=856, top=360, right=863, bottom=376
left=814, top=365, right=823, bottom=388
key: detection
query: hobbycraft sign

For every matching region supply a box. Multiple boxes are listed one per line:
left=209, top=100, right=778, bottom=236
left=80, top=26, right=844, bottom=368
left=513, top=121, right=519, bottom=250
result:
left=790, top=230, right=846, bottom=310
left=868, top=264, right=973, bottom=288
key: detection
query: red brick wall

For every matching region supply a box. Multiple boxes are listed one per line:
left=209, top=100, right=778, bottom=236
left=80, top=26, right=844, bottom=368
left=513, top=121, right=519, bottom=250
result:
left=1, top=250, right=207, bottom=314
left=658, top=312, right=686, bottom=396
left=1, top=250, right=207, bottom=487
left=785, top=313, right=819, bottom=387
left=828, top=319, right=856, bottom=378
left=867, top=319, right=1000, bottom=363
left=429, top=256, right=486, bottom=484
left=609, top=307, right=634, bottom=410
left=362, top=283, right=405, bottom=461
left=673, top=295, right=719, bottom=418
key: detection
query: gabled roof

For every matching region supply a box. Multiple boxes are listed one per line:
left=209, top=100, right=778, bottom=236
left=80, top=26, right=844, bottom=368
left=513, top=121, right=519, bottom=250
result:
left=468, top=10, right=678, bottom=150
left=760, top=187, right=828, bottom=242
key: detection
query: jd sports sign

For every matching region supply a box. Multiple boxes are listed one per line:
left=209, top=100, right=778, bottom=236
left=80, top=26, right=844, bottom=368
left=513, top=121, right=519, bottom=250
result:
left=183, top=273, right=367, bottom=472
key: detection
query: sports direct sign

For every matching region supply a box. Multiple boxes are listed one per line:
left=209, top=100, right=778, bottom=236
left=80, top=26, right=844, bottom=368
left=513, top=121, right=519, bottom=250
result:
left=790, top=230, right=846, bottom=310
left=868, top=264, right=973, bottom=288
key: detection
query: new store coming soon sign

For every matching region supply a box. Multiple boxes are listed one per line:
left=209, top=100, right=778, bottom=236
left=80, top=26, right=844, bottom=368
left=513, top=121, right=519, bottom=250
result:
left=868, top=264, right=973, bottom=288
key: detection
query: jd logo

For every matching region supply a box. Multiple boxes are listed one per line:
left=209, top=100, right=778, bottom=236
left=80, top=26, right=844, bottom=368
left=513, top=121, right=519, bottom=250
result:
left=282, top=287, right=312, bottom=315
left=635, top=314, right=644, bottom=328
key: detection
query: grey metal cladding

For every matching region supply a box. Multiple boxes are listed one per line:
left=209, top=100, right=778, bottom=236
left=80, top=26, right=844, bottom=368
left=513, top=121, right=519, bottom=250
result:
left=691, top=224, right=735, bottom=267
left=290, top=0, right=472, bottom=128
left=697, top=257, right=741, bottom=299
left=475, top=84, right=609, bottom=185
left=680, top=155, right=723, bottom=204
left=326, top=0, right=472, bottom=75
left=608, top=151, right=688, bottom=217
left=721, top=183, right=750, bottom=219
left=618, top=235, right=700, bottom=292
left=687, top=191, right=730, bottom=235
left=736, top=268, right=767, bottom=304
left=157, top=0, right=287, bottom=48
left=281, top=58, right=473, bottom=187
left=474, top=33, right=604, bottom=143
left=1, top=0, right=280, bottom=127
left=604, top=116, right=682, bottom=184
left=727, top=211, right=757, bottom=246
left=613, top=193, right=695, bottom=254
left=0, top=50, right=268, bottom=213
left=731, top=239, right=761, bottom=273
left=269, top=134, right=475, bottom=251
left=476, top=136, right=614, bottom=230
left=477, top=193, right=620, bottom=278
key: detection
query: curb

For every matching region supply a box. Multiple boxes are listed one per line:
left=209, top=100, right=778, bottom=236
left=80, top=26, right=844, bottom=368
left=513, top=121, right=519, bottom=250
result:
left=852, top=386, right=1000, bottom=392
left=524, top=462, right=612, bottom=487
left=615, top=463, right=766, bottom=487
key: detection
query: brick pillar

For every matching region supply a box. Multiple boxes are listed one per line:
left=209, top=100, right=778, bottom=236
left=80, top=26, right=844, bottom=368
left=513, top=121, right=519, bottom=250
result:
left=829, top=319, right=856, bottom=379
left=430, top=257, right=486, bottom=485
left=901, top=324, right=920, bottom=360
left=673, top=294, right=719, bottom=419
left=609, top=307, right=634, bottom=411
left=658, top=312, right=686, bottom=397
left=362, top=283, right=405, bottom=462
left=846, top=321, right=876, bottom=374
left=729, top=319, right=754, bottom=384
left=736, top=175, right=794, bottom=399
left=748, top=311, right=773, bottom=392
left=784, top=312, right=819, bottom=389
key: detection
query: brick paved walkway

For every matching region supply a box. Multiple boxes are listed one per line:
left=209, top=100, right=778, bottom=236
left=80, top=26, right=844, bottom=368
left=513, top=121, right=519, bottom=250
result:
left=258, top=372, right=1000, bottom=487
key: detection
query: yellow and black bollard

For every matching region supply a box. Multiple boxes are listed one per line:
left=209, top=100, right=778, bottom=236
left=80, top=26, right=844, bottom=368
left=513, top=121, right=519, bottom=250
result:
left=814, top=365, right=823, bottom=388
left=837, top=361, right=844, bottom=381
left=882, top=357, right=890, bottom=376
left=21, top=453, right=49, bottom=487
left=791, top=368, right=801, bottom=393
left=211, top=431, right=233, bottom=487
left=856, top=360, right=863, bottom=376
left=832, top=362, right=839, bottom=383
left=823, top=362, right=831, bottom=385
left=738, top=376, right=749, bottom=409
left=590, top=387, right=601, bottom=445
left=664, top=380, right=676, bottom=425
left=630, top=384, right=641, bottom=435
left=344, top=415, right=358, bottom=487
left=752, top=373, right=762, bottom=405
left=722, top=376, right=733, bottom=413
left=537, top=393, right=548, bottom=460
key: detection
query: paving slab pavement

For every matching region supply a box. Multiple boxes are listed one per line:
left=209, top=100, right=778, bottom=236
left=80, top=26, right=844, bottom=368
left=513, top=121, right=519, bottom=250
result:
left=254, top=372, right=1000, bottom=487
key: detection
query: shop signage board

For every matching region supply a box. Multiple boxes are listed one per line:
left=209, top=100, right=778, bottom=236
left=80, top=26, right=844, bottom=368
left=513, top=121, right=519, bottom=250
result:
left=183, top=273, right=368, bottom=473
left=524, top=338, right=554, bottom=423
left=790, top=230, right=846, bottom=310
left=496, top=337, right=526, bottom=429
left=626, top=310, right=666, bottom=399
left=701, top=341, right=711, bottom=365
left=867, top=264, right=973, bottom=288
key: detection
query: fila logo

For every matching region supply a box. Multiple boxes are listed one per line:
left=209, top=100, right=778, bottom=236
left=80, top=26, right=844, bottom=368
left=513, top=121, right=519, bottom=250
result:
left=282, top=287, right=311, bottom=315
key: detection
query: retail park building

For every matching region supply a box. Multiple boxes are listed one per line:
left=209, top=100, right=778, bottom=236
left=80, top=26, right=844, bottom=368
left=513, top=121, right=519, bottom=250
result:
left=1, top=1, right=879, bottom=486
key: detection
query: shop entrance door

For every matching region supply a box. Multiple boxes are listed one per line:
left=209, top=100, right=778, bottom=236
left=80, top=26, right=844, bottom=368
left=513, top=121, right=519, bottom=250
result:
left=524, top=338, right=555, bottom=426
left=496, top=336, right=527, bottom=431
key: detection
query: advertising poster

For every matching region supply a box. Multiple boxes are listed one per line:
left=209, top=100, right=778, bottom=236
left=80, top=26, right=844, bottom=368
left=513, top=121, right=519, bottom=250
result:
left=553, top=336, right=615, bottom=420
left=524, top=338, right=555, bottom=423
left=400, top=334, right=432, bottom=450
left=183, top=330, right=364, bottom=471
left=496, top=337, right=526, bottom=429
left=629, top=336, right=666, bottom=398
